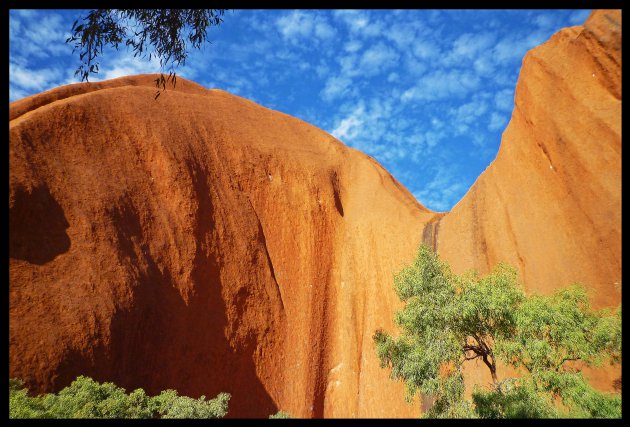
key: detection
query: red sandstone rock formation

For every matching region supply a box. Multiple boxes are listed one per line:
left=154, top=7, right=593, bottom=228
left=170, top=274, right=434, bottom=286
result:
left=437, top=9, right=621, bottom=392
left=9, top=74, right=431, bottom=417
left=9, top=9, right=620, bottom=418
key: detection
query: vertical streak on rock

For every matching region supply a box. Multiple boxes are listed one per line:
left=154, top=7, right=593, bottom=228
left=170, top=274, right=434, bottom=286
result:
left=421, top=221, right=434, bottom=249
left=308, top=213, right=333, bottom=418
left=469, top=187, right=491, bottom=272
left=422, top=212, right=446, bottom=252
left=432, top=215, right=443, bottom=252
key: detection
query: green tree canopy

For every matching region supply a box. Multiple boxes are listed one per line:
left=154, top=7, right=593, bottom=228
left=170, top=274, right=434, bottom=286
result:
left=374, top=244, right=621, bottom=418
left=66, top=9, right=227, bottom=97
left=9, top=376, right=230, bottom=419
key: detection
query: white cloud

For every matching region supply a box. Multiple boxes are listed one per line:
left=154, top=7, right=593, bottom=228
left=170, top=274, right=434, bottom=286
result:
left=14, top=9, right=37, bottom=19
left=10, top=10, right=72, bottom=60
left=472, top=134, right=487, bottom=148
left=393, top=117, right=411, bottom=132
left=344, top=39, right=363, bottom=53
left=488, top=112, right=509, bottom=131
left=385, top=23, right=417, bottom=49
left=492, top=37, right=530, bottom=62
left=358, top=42, right=399, bottom=76
left=333, top=10, right=367, bottom=30
left=315, top=62, right=330, bottom=78
left=402, top=56, right=428, bottom=77
left=275, top=48, right=301, bottom=62
left=9, top=61, right=63, bottom=92
left=401, top=69, right=481, bottom=102
left=491, top=29, right=551, bottom=64
left=494, top=88, right=514, bottom=112
left=9, top=85, right=29, bottom=102
left=277, top=10, right=336, bottom=45
left=333, top=9, right=384, bottom=39
left=321, top=75, right=353, bottom=102
left=358, top=21, right=385, bottom=38
left=277, top=10, right=313, bottom=40
left=450, top=99, right=488, bottom=124
left=9, top=14, right=21, bottom=38
left=331, top=103, right=364, bottom=141
left=431, top=117, right=445, bottom=129
left=525, top=29, right=551, bottom=49
left=99, top=54, right=161, bottom=81
left=424, top=130, right=445, bottom=148
left=413, top=167, right=468, bottom=212
left=408, top=134, right=436, bottom=163
left=315, top=21, right=337, bottom=40
left=412, top=40, right=439, bottom=60
left=330, top=96, right=395, bottom=158
left=338, top=54, right=361, bottom=78
left=447, top=32, right=496, bottom=62
left=473, top=55, right=495, bottom=76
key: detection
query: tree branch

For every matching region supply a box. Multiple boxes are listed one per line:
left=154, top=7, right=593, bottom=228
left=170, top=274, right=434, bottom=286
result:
left=555, top=356, right=581, bottom=371
left=464, top=353, right=482, bottom=361
left=463, top=344, right=483, bottom=355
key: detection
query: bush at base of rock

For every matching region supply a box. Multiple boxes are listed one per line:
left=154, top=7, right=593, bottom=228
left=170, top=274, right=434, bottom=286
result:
left=9, top=376, right=230, bottom=419
left=269, top=410, right=292, bottom=418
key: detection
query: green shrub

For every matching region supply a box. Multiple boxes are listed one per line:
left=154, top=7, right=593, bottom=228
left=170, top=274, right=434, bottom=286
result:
left=150, top=389, right=230, bottom=418
left=9, top=376, right=230, bottom=419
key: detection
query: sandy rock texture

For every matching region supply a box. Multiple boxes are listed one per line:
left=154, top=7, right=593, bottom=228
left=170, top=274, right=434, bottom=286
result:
left=437, top=9, right=621, bottom=392
left=9, top=9, right=620, bottom=418
left=9, top=74, right=432, bottom=417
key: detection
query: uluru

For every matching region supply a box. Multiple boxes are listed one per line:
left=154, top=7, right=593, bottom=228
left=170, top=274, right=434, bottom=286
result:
left=9, top=9, right=620, bottom=418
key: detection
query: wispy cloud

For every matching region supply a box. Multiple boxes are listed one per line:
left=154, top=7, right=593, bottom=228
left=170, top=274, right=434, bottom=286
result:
left=413, top=167, right=469, bottom=212
left=494, top=88, right=515, bottom=112
left=276, top=10, right=336, bottom=45
left=448, top=96, right=489, bottom=136
left=9, top=61, right=62, bottom=92
left=321, top=76, right=354, bottom=102
left=333, top=10, right=369, bottom=35
left=488, top=112, right=509, bottom=131
left=277, top=10, right=313, bottom=40
left=331, top=96, right=394, bottom=155
left=98, top=54, right=161, bottom=81
left=10, top=10, right=72, bottom=59
left=444, top=32, right=497, bottom=64
left=401, top=69, right=482, bottom=102
left=331, top=104, right=364, bottom=141
left=384, top=22, right=417, bottom=50
left=343, top=39, right=363, bottom=53
left=358, top=42, right=399, bottom=77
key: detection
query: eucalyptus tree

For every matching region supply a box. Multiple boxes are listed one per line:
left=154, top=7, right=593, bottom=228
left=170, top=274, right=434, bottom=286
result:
left=374, top=244, right=621, bottom=418
left=66, top=9, right=227, bottom=97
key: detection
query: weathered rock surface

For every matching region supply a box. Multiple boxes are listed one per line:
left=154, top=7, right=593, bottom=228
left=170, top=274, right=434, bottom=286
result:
left=9, top=9, right=620, bottom=418
left=437, top=9, right=621, bottom=392
left=9, top=74, right=432, bottom=417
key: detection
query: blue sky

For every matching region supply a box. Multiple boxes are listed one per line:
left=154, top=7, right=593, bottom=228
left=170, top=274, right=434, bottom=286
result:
left=9, top=9, right=591, bottom=212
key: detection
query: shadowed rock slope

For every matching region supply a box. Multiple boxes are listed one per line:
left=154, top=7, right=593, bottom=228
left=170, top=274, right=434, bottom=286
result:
left=9, top=75, right=432, bottom=418
left=9, top=9, right=620, bottom=418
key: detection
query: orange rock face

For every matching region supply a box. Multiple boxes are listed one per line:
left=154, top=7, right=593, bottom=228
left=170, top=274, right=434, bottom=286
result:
left=437, top=9, right=621, bottom=392
left=9, top=9, right=620, bottom=418
left=9, top=74, right=432, bottom=417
